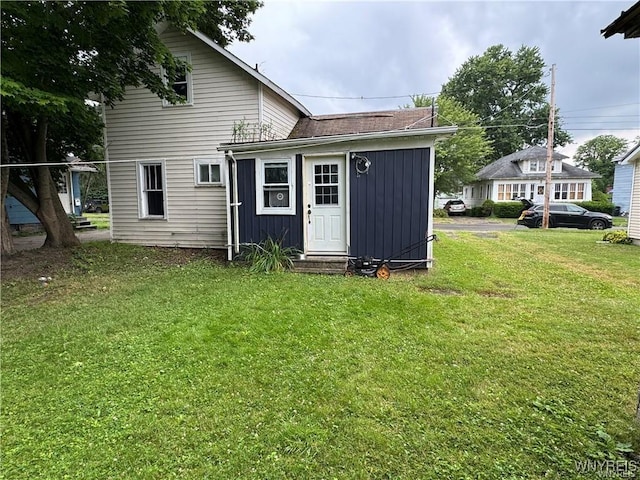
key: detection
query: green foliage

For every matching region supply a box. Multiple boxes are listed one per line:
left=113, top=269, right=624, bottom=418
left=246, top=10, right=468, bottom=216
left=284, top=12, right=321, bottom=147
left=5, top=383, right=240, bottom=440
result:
left=441, top=44, right=572, bottom=163
left=410, top=95, right=493, bottom=194
left=481, top=199, right=495, bottom=216
left=575, top=201, right=615, bottom=215
left=574, top=135, right=629, bottom=193
left=602, top=230, right=632, bottom=244
left=466, top=206, right=489, bottom=217
left=493, top=201, right=524, bottom=218
left=433, top=208, right=448, bottom=218
left=2, top=233, right=639, bottom=478
left=241, top=236, right=300, bottom=273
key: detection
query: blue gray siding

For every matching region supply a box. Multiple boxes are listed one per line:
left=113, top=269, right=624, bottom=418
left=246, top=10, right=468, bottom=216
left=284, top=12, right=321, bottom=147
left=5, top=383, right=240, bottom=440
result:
left=234, top=155, right=303, bottom=249
left=613, top=162, right=633, bottom=213
left=349, top=148, right=431, bottom=261
left=5, top=195, right=39, bottom=226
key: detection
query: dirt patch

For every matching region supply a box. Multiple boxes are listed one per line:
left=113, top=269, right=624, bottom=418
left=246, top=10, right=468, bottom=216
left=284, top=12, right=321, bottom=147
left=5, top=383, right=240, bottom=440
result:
left=417, top=286, right=463, bottom=296
left=1, top=246, right=226, bottom=283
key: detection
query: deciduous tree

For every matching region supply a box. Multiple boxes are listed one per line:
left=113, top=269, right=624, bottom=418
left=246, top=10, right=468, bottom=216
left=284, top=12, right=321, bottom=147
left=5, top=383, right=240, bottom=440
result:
left=441, top=44, right=571, bottom=163
left=573, top=134, right=629, bottom=193
left=408, top=95, right=493, bottom=195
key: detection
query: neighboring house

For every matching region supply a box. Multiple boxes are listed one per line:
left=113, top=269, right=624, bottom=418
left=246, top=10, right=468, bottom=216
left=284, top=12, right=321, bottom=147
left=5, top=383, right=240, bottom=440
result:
left=104, top=25, right=455, bottom=267
left=5, top=156, right=96, bottom=230
left=221, top=109, right=455, bottom=266
left=601, top=0, right=640, bottom=38
left=462, top=146, right=598, bottom=207
left=602, top=2, right=640, bottom=244
left=615, top=142, right=640, bottom=244
left=612, top=154, right=634, bottom=214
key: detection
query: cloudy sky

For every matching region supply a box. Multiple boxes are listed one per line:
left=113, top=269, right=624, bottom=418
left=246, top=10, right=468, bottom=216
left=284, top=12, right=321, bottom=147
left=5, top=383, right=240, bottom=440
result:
left=228, top=0, right=640, bottom=159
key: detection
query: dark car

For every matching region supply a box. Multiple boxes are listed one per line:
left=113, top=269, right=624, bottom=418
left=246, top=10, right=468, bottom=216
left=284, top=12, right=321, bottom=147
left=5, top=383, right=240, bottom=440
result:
left=83, top=197, right=109, bottom=213
left=444, top=199, right=466, bottom=216
left=517, top=200, right=612, bottom=230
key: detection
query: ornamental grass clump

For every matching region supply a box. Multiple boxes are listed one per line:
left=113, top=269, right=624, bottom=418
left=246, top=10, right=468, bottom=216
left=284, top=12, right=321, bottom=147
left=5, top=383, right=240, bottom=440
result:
left=241, top=236, right=300, bottom=273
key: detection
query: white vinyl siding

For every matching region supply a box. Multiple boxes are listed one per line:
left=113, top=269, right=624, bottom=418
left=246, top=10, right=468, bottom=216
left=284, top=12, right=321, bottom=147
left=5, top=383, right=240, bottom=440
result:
left=105, top=27, right=262, bottom=248
left=262, top=88, right=301, bottom=140
left=628, top=160, right=640, bottom=241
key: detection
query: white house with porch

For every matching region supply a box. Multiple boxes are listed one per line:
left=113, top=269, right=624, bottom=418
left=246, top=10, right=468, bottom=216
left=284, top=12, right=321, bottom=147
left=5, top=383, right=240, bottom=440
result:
left=463, top=146, right=598, bottom=207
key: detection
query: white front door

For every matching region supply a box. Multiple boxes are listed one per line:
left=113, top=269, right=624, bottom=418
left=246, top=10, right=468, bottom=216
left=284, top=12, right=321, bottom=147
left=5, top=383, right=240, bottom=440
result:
left=305, top=156, right=347, bottom=254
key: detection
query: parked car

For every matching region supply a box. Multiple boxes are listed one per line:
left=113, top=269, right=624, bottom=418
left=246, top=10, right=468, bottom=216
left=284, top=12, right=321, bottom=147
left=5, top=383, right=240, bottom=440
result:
left=517, top=200, right=612, bottom=230
left=444, top=199, right=466, bottom=216
left=83, top=197, right=109, bottom=214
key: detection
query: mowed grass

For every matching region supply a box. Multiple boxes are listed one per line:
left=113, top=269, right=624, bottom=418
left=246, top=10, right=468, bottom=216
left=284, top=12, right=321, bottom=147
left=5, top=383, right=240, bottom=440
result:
left=2, top=231, right=639, bottom=479
left=83, top=212, right=110, bottom=229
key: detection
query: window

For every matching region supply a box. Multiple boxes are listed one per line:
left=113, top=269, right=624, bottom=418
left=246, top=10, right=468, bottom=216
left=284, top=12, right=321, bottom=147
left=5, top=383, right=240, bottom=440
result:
left=554, top=182, right=584, bottom=201
left=314, top=164, right=339, bottom=205
left=256, top=157, right=295, bottom=215
left=529, top=183, right=536, bottom=200
left=512, top=183, right=526, bottom=200
left=194, top=159, right=224, bottom=186
left=162, top=54, right=192, bottom=106
left=138, top=162, right=166, bottom=218
left=530, top=160, right=543, bottom=173
left=497, top=184, right=505, bottom=201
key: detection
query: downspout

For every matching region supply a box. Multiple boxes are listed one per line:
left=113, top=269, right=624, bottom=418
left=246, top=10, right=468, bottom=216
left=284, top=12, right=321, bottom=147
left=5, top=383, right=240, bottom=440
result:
left=227, top=150, right=241, bottom=258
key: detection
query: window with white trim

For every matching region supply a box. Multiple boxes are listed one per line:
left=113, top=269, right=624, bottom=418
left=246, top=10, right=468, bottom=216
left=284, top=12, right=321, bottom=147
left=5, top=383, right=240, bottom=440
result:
left=162, top=54, right=192, bottom=106
left=256, top=157, right=295, bottom=215
left=138, top=161, right=166, bottom=218
left=554, top=182, right=585, bottom=200
left=194, top=158, right=224, bottom=186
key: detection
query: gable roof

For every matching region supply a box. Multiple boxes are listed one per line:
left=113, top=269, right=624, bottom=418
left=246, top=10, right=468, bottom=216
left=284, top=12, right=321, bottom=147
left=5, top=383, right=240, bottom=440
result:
left=186, top=29, right=311, bottom=117
left=601, top=1, right=640, bottom=39
left=288, top=107, right=436, bottom=139
left=619, top=141, right=640, bottom=165
left=475, top=146, right=598, bottom=180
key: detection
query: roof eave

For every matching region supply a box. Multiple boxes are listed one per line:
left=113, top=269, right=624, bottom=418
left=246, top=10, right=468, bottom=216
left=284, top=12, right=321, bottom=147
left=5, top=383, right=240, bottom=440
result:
left=218, top=126, right=459, bottom=154
left=187, top=29, right=311, bottom=117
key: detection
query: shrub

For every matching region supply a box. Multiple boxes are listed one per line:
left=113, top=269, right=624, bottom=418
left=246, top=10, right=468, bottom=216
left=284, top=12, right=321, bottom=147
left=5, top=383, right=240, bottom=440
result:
left=466, top=206, right=488, bottom=217
left=575, top=201, right=615, bottom=215
left=241, top=236, right=300, bottom=273
left=433, top=208, right=448, bottom=218
left=493, top=201, right=524, bottom=218
left=592, top=189, right=610, bottom=203
left=602, top=231, right=632, bottom=244
left=481, top=199, right=495, bottom=216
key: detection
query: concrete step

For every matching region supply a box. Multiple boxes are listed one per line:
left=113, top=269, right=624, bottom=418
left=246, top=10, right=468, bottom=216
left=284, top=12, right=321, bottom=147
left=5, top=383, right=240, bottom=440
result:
left=74, top=224, right=98, bottom=231
left=293, top=256, right=347, bottom=275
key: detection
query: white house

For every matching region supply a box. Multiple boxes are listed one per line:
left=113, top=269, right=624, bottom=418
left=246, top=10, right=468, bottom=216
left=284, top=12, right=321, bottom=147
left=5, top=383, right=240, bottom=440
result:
left=616, top=142, right=640, bottom=245
left=462, top=146, right=598, bottom=207
left=103, top=24, right=310, bottom=249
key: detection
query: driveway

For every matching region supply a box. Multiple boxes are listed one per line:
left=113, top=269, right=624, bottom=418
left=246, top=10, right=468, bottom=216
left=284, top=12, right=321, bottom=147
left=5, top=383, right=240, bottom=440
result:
left=12, top=229, right=111, bottom=252
left=434, top=217, right=524, bottom=232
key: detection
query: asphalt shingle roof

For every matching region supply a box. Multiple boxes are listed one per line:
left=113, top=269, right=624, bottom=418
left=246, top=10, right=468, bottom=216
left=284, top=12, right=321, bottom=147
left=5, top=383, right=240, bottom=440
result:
left=287, top=107, right=437, bottom=139
left=475, top=146, right=599, bottom=180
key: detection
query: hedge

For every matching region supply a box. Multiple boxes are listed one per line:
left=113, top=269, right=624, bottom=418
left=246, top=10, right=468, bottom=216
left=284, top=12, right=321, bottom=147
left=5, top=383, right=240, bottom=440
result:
left=493, top=201, right=525, bottom=218
left=574, top=201, right=615, bottom=215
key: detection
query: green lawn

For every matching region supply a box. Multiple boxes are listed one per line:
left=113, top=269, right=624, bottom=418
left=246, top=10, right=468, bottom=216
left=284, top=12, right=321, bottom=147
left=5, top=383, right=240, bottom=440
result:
left=83, top=212, right=110, bottom=229
left=2, top=231, right=639, bottom=479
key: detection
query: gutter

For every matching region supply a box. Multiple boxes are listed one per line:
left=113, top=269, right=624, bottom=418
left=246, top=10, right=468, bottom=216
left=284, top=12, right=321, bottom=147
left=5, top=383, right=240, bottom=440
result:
left=217, top=126, right=458, bottom=155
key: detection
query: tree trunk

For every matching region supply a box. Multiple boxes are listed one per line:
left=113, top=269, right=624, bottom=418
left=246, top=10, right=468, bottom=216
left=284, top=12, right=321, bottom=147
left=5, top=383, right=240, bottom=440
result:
left=1, top=115, right=16, bottom=255
left=36, top=165, right=80, bottom=248
left=6, top=116, right=80, bottom=248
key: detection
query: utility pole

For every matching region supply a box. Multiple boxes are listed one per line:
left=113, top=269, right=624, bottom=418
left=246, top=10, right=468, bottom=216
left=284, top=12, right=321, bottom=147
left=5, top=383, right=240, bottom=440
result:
left=543, top=64, right=556, bottom=229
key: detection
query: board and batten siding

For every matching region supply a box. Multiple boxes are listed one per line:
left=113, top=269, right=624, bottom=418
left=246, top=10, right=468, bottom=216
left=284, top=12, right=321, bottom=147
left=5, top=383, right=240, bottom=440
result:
left=105, top=27, right=266, bottom=248
left=349, top=148, right=431, bottom=262
left=262, top=88, right=301, bottom=140
left=628, top=160, right=640, bottom=242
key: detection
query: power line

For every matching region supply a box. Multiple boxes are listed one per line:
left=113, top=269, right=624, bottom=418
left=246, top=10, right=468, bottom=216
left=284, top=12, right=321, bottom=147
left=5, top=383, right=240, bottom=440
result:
left=292, top=91, right=441, bottom=100
left=562, top=102, right=640, bottom=113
